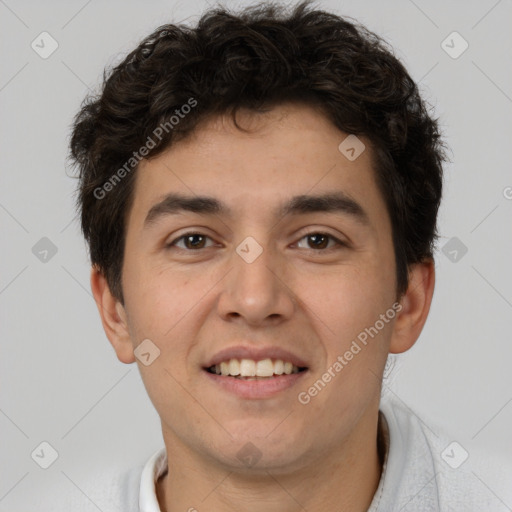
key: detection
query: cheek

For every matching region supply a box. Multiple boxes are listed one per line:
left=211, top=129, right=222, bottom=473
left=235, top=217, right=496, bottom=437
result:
left=123, top=259, right=198, bottom=339
left=123, top=261, right=223, bottom=371
left=298, top=263, right=392, bottom=342
left=122, top=267, right=206, bottom=407
left=298, top=270, right=394, bottom=415
left=298, top=261, right=395, bottom=404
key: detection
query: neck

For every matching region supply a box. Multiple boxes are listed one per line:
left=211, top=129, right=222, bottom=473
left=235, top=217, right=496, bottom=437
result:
left=157, top=408, right=383, bottom=512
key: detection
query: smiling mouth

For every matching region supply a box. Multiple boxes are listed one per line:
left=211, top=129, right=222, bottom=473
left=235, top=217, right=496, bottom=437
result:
left=204, top=358, right=308, bottom=380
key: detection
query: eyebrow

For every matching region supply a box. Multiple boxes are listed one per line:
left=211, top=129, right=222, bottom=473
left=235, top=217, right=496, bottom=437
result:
left=143, top=191, right=370, bottom=227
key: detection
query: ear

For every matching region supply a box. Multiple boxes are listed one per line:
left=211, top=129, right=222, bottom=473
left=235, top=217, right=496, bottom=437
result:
left=389, top=259, right=435, bottom=354
left=90, top=266, right=135, bottom=364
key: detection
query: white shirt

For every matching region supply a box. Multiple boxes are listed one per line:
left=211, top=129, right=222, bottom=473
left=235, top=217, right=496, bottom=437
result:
left=139, top=447, right=168, bottom=511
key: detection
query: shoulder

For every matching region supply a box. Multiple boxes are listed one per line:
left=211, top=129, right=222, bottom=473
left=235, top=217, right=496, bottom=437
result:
left=374, top=396, right=512, bottom=511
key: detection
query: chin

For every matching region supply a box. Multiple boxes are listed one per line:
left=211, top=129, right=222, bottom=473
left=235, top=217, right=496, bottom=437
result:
left=206, top=431, right=311, bottom=474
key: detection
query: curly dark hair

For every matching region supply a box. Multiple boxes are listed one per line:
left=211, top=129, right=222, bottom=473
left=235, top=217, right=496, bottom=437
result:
left=69, top=0, right=446, bottom=303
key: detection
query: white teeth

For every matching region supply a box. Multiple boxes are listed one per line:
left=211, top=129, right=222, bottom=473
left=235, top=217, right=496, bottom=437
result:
left=256, top=358, right=274, bottom=377
left=220, top=361, right=230, bottom=376
left=240, top=359, right=256, bottom=376
left=228, top=359, right=240, bottom=376
left=274, top=359, right=284, bottom=375
left=210, top=358, right=303, bottom=377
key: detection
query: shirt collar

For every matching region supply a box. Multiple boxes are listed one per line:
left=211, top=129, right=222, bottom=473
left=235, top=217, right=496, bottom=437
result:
left=139, top=447, right=167, bottom=512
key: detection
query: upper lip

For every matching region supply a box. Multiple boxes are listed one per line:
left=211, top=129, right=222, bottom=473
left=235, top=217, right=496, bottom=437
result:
left=203, top=345, right=309, bottom=369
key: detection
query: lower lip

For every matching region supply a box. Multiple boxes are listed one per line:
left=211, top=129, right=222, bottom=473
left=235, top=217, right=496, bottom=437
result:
left=202, top=369, right=308, bottom=399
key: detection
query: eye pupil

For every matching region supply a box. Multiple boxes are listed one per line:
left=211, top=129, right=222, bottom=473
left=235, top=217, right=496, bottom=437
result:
left=309, top=234, right=328, bottom=249
left=186, top=234, right=205, bottom=249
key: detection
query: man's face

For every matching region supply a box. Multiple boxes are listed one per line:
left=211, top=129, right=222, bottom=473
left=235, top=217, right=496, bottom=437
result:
left=119, top=103, right=398, bottom=471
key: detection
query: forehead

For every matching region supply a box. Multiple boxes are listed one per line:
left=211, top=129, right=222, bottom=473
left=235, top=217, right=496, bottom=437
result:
left=128, top=102, right=389, bottom=232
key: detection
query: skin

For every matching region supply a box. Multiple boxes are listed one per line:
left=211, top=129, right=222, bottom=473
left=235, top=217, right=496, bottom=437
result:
left=91, top=102, right=435, bottom=512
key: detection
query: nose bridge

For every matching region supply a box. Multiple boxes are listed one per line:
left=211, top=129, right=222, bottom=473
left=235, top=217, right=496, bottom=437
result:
left=217, top=234, right=295, bottom=323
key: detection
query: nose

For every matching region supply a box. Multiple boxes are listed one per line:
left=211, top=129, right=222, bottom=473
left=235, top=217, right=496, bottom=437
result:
left=216, top=239, right=296, bottom=327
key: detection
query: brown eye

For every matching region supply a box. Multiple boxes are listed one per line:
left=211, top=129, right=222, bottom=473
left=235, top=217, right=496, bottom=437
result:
left=168, top=233, right=214, bottom=250
left=296, top=232, right=345, bottom=251
left=307, top=233, right=329, bottom=249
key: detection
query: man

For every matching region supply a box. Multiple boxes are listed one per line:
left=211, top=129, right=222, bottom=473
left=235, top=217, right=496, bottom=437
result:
left=68, top=1, right=511, bottom=510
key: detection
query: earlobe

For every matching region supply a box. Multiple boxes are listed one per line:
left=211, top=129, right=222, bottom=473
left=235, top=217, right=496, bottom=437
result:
left=90, top=267, right=135, bottom=364
left=389, top=259, right=435, bottom=354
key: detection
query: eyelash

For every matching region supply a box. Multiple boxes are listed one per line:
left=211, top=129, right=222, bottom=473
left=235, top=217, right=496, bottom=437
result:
left=167, top=231, right=347, bottom=252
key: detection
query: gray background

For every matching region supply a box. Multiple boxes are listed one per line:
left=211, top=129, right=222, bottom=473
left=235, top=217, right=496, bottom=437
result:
left=1, top=0, right=511, bottom=510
